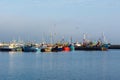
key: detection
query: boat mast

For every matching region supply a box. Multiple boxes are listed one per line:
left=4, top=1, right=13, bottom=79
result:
left=50, top=32, right=53, bottom=44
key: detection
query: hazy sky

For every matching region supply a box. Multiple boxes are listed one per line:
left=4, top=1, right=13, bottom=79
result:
left=0, top=0, right=120, bottom=43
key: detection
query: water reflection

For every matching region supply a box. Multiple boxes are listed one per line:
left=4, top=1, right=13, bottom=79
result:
left=0, top=51, right=120, bottom=80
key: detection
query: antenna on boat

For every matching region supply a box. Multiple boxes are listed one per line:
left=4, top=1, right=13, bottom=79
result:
left=42, top=33, right=45, bottom=44
left=61, top=36, right=65, bottom=43
left=53, top=24, right=57, bottom=44
left=102, top=32, right=107, bottom=43
left=70, top=36, right=73, bottom=44
left=83, top=33, right=87, bottom=42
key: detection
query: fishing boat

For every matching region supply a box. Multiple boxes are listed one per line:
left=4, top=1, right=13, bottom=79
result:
left=75, top=46, right=107, bottom=51
left=69, top=44, right=75, bottom=51
left=0, top=46, right=13, bottom=52
left=0, top=42, right=23, bottom=52
left=74, top=33, right=108, bottom=51
left=52, top=45, right=63, bottom=52
left=23, top=43, right=40, bottom=52
left=41, top=44, right=52, bottom=52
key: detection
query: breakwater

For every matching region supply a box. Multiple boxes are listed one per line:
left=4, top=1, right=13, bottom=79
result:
left=109, top=45, right=120, bottom=49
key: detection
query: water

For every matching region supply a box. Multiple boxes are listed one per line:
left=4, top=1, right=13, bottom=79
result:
left=0, top=50, right=120, bottom=80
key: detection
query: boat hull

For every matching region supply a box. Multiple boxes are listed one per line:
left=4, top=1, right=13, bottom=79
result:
left=75, top=46, right=107, bottom=51
left=0, top=47, right=13, bottom=52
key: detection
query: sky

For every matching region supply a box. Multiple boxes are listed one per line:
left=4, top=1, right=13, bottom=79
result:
left=0, top=0, right=120, bottom=43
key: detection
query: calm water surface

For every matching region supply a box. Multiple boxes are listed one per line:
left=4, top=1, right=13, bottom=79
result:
left=0, top=50, right=120, bottom=80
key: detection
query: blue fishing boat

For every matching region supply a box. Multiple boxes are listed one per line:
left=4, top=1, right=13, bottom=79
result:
left=23, top=44, right=40, bottom=52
